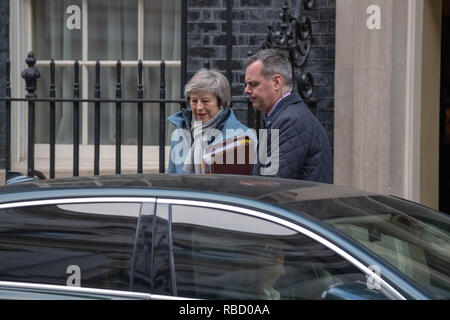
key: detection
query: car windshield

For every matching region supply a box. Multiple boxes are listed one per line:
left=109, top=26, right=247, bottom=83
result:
left=284, top=195, right=450, bottom=299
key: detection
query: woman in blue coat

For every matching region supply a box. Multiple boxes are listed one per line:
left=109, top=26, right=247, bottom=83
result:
left=168, top=69, right=257, bottom=174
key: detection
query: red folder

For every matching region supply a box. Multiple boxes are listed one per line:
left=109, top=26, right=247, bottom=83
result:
left=202, top=136, right=256, bottom=175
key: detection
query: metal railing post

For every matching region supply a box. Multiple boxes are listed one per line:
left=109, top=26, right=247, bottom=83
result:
left=115, top=60, right=122, bottom=175
left=49, top=59, right=56, bottom=178
left=159, top=61, right=166, bottom=173
left=21, top=52, right=40, bottom=178
left=137, top=60, right=143, bottom=174
left=5, top=59, right=11, bottom=177
left=73, top=60, right=80, bottom=177
left=94, top=60, right=101, bottom=176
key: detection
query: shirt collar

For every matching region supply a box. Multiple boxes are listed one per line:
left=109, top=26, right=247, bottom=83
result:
left=267, top=92, right=291, bottom=116
left=264, top=91, right=291, bottom=128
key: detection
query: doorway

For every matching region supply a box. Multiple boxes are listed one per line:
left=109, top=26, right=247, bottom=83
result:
left=440, top=1, right=450, bottom=214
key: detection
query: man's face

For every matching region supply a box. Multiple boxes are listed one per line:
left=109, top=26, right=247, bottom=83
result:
left=244, top=60, right=279, bottom=113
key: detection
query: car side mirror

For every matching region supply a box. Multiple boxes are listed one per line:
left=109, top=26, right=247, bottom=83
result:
left=321, top=281, right=388, bottom=300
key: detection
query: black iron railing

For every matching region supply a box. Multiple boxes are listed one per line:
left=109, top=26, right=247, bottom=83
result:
left=4, top=53, right=189, bottom=179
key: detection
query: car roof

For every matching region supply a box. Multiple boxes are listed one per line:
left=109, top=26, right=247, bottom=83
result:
left=0, top=173, right=374, bottom=204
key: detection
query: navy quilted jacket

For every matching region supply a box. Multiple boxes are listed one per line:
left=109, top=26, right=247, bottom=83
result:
left=252, top=93, right=333, bottom=183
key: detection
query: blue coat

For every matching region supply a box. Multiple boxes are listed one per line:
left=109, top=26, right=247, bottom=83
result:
left=168, top=108, right=257, bottom=174
left=252, top=93, right=333, bottom=183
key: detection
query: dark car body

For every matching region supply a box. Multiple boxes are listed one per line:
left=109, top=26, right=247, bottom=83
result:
left=0, top=174, right=448, bottom=300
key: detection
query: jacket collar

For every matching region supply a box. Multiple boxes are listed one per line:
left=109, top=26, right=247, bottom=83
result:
left=167, top=108, right=196, bottom=132
left=264, top=92, right=303, bottom=128
left=168, top=107, right=235, bottom=130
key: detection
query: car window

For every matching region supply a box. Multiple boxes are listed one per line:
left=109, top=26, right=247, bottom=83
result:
left=0, top=202, right=140, bottom=291
left=169, top=204, right=384, bottom=300
left=316, top=196, right=450, bottom=299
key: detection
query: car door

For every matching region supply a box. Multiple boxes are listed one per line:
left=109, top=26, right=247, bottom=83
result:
left=152, top=198, right=404, bottom=300
left=0, top=197, right=149, bottom=297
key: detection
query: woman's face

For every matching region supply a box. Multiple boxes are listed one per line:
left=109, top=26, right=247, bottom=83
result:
left=189, top=91, right=221, bottom=123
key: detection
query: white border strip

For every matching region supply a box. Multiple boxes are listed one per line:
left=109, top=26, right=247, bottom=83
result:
left=161, top=199, right=407, bottom=300
left=0, top=281, right=197, bottom=300
left=150, top=294, right=197, bottom=301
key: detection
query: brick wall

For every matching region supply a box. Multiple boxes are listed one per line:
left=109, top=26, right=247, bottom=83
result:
left=187, top=0, right=336, bottom=152
left=0, top=0, right=8, bottom=169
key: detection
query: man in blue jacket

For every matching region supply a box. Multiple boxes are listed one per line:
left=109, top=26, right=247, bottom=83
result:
left=244, top=49, right=333, bottom=183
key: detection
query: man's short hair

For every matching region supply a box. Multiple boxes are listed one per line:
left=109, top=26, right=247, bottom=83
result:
left=245, top=49, right=292, bottom=86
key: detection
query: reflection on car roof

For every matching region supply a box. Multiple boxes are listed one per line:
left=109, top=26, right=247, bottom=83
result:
left=0, top=174, right=374, bottom=203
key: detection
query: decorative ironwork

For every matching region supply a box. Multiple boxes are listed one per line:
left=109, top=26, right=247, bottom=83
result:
left=262, top=0, right=314, bottom=100
left=21, top=52, right=40, bottom=99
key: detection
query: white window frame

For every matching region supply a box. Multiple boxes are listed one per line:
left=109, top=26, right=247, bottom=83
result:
left=9, top=0, right=181, bottom=175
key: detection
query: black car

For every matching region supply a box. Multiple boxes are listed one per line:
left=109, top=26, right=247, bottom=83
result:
left=0, top=174, right=448, bottom=300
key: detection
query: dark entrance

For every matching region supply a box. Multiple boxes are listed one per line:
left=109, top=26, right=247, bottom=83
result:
left=440, top=1, right=450, bottom=214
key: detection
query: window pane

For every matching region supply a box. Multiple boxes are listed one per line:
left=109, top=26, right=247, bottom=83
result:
left=32, top=0, right=82, bottom=60
left=171, top=205, right=371, bottom=300
left=0, top=203, right=140, bottom=291
left=319, top=196, right=450, bottom=299
left=88, top=0, right=138, bottom=60
left=144, top=0, right=181, bottom=60
left=35, top=66, right=83, bottom=145
left=31, top=0, right=182, bottom=148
